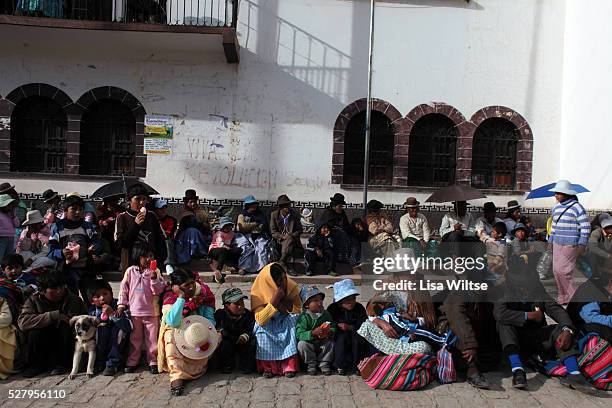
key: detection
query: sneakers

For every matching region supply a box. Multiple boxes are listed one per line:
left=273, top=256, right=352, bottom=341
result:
left=263, top=371, right=274, bottom=379
left=328, top=270, right=339, bottom=277
left=124, top=366, right=136, bottom=374
left=559, top=373, right=598, bottom=395
left=284, top=371, right=296, bottom=378
left=149, top=365, right=159, bottom=374
left=307, top=367, right=317, bottom=376
left=466, top=372, right=490, bottom=389
left=286, top=267, right=298, bottom=277
left=320, top=366, right=332, bottom=376
left=337, top=368, right=347, bottom=376
left=103, top=366, right=117, bottom=376
left=305, top=269, right=314, bottom=277
left=512, top=369, right=527, bottom=389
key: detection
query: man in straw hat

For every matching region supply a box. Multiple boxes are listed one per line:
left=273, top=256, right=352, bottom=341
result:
left=548, top=180, right=591, bottom=305
left=399, top=197, right=431, bottom=256
left=270, top=195, right=303, bottom=276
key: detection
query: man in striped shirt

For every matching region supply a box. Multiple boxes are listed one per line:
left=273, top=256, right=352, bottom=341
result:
left=548, top=180, right=591, bottom=305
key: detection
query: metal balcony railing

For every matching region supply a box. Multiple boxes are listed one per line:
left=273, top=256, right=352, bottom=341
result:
left=1, top=0, right=238, bottom=27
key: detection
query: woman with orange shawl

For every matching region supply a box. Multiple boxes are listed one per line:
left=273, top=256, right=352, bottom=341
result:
left=251, top=262, right=302, bottom=378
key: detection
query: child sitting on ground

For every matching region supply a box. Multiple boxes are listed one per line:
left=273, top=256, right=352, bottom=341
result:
left=296, top=285, right=336, bottom=375
left=326, top=279, right=370, bottom=375
left=213, top=287, right=256, bottom=374
left=208, top=217, right=241, bottom=284
left=305, top=222, right=336, bottom=277
left=477, top=221, right=509, bottom=281
left=118, top=242, right=166, bottom=374
left=1, top=254, right=37, bottom=297
left=511, top=223, right=537, bottom=265
left=87, top=280, right=132, bottom=376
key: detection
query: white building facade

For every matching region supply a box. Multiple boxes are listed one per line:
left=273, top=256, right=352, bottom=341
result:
left=0, top=0, right=609, bottom=211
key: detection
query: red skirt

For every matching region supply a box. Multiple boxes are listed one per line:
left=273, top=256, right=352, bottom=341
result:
left=256, top=355, right=300, bottom=375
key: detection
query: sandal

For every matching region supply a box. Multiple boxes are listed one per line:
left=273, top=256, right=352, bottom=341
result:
left=170, top=386, right=184, bottom=397
left=214, top=271, right=226, bottom=284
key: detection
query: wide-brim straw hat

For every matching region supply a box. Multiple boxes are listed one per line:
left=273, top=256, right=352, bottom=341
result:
left=174, top=315, right=219, bottom=360
left=22, top=210, right=45, bottom=226
left=549, top=180, right=578, bottom=196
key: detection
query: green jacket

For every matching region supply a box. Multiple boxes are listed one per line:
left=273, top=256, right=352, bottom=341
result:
left=296, top=310, right=336, bottom=341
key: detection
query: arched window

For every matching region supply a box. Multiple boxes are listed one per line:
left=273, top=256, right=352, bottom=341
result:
left=407, top=113, right=457, bottom=186
left=80, top=99, right=136, bottom=176
left=10, top=96, right=67, bottom=173
left=343, top=111, right=395, bottom=185
left=471, top=118, right=519, bottom=190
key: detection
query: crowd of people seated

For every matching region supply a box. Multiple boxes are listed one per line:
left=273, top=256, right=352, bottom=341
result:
left=0, top=181, right=609, bottom=396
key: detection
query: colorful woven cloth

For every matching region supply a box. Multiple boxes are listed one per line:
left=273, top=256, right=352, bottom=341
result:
left=358, top=353, right=436, bottom=391
left=544, top=334, right=611, bottom=391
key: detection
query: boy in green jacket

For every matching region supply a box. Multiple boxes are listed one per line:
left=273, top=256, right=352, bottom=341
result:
left=296, top=285, right=336, bottom=375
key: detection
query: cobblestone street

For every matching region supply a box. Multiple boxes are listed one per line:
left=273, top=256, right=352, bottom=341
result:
left=1, top=361, right=610, bottom=408
left=1, top=282, right=610, bottom=407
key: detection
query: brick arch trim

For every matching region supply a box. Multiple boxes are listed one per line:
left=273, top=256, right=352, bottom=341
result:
left=5, top=83, right=73, bottom=108
left=331, top=98, right=403, bottom=184
left=469, top=106, right=533, bottom=192
left=76, top=86, right=148, bottom=177
left=396, top=102, right=472, bottom=185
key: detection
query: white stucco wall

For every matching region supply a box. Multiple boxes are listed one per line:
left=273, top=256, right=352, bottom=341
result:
left=560, top=0, right=612, bottom=210
left=0, top=0, right=574, bottom=208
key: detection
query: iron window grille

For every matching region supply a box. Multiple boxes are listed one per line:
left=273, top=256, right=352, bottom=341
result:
left=407, top=113, right=457, bottom=187
left=10, top=96, right=67, bottom=173
left=80, top=99, right=136, bottom=176
left=343, top=110, right=395, bottom=186
left=471, top=117, right=519, bottom=190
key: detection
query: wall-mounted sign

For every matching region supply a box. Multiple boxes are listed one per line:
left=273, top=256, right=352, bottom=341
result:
left=144, top=114, right=173, bottom=154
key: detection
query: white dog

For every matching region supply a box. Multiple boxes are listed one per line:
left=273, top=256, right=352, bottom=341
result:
left=69, top=315, right=99, bottom=379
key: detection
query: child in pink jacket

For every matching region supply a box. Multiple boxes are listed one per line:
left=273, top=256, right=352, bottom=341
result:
left=118, top=242, right=166, bottom=373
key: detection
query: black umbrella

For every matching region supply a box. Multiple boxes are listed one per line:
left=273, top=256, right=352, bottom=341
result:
left=425, top=184, right=486, bottom=203
left=90, top=179, right=158, bottom=199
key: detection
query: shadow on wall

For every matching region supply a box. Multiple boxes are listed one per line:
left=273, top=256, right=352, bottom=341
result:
left=238, top=0, right=483, bottom=108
